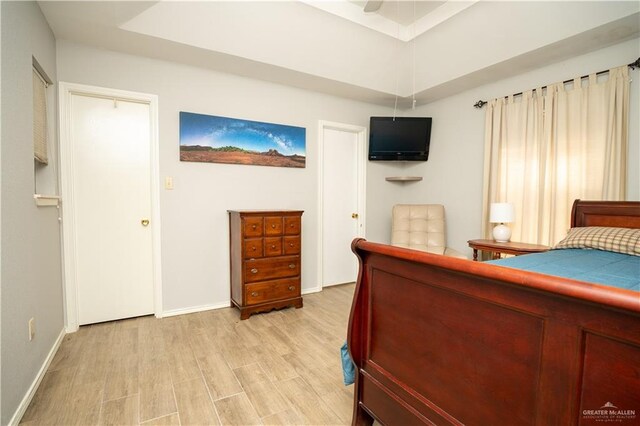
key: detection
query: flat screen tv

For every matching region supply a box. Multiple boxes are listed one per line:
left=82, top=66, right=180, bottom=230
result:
left=368, top=116, right=432, bottom=161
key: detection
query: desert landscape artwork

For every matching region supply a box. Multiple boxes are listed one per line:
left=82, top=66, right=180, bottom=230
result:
left=179, top=112, right=306, bottom=168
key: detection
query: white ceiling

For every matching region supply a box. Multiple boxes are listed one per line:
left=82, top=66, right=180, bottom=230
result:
left=305, top=0, right=477, bottom=41
left=370, top=0, right=444, bottom=26
left=38, top=1, right=640, bottom=108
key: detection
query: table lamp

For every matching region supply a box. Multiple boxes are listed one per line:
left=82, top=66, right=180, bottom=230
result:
left=490, top=202, right=515, bottom=242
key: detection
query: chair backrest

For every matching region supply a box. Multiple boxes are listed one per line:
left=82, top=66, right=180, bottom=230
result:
left=391, top=204, right=447, bottom=254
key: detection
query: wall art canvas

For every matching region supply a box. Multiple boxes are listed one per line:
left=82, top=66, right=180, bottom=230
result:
left=179, top=112, right=306, bottom=168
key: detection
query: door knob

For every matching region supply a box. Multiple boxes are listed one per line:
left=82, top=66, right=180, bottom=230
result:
left=141, top=219, right=150, bottom=226
left=352, top=213, right=359, bottom=219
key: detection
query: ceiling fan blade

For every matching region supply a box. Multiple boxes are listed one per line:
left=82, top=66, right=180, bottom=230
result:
left=363, top=0, right=383, bottom=13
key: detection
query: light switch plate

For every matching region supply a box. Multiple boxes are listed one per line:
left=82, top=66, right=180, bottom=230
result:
left=165, top=176, right=174, bottom=190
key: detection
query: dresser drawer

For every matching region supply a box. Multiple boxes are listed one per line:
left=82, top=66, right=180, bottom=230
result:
left=284, top=216, right=301, bottom=235
left=283, top=236, right=300, bottom=255
left=243, top=238, right=263, bottom=259
left=264, top=237, right=282, bottom=257
left=245, top=278, right=300, bottom=305
left=264, top=216, right=283, bottom=235
left=244, top=256, right=300, bottom=283
left=243, top=217, right=263, bottom=237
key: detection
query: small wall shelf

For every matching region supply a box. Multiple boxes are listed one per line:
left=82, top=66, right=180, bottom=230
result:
left=34, top=194, right=61, bottom=207
left=385, top=176, right=423, bottom=182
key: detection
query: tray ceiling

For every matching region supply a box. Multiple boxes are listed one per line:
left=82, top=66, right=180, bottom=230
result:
left=38, top=1, right=640, bottom=108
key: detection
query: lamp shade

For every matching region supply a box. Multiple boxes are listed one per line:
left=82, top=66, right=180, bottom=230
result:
left=489, top=202, right=514, bottom=223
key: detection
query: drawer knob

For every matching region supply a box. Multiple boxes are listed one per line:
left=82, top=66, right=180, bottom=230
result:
left=290, top=224, right=294, bottom=228
left=251, top=268, right=258, bottom=274
left=252, top=246, right=256, bottom=251
left=271, top=245, right=276, bottom=249
left=288, top=286, right=295, bottom=291
left=251, top=292, right=258, bottom=297
left=271, top=224, right=276, bottom=228
left=288, top=264, right=295, bottom=269
left=252, top=224, right=257, bottom=230
left=289, top=243, right=294, bottom=247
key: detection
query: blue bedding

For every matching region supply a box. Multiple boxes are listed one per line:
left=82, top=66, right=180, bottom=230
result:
left=488, top=248, right=640, bottom=292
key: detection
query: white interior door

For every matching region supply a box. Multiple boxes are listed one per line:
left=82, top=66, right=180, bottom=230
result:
left=322, top=126, right=363, bottom=287
left=71, top=94, right=154, bottom=325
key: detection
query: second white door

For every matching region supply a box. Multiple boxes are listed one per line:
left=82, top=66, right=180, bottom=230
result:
left=322, top=126, right=363, bottom=287
left=70, top=93, right=154, bottom=325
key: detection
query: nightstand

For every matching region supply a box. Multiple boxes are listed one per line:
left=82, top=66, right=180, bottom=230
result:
left=467, top=239, right=550, bottom=261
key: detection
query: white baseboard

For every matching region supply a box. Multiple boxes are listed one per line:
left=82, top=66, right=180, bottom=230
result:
left=9, top=328, right=66, bottom=426
left=163, top=290, right=325, bottom=317
left=163, top=301, right=231, bottom=317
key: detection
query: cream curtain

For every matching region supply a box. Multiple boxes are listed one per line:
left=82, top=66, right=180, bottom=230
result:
left=482, top=65, right=629, bottom=246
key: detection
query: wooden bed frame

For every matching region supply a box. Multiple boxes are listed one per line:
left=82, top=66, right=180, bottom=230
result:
left=347, top=200, right=640, bottom=425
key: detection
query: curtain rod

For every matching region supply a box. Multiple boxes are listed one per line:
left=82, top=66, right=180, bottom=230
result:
left=473, top=57, right=640, bottom=109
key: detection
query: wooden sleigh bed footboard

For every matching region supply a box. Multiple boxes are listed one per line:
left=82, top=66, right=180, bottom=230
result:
left=347, top=201, right=640, bottom=425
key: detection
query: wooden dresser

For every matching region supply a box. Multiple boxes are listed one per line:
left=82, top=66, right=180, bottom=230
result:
left=228, top=210, right=304, bottom=320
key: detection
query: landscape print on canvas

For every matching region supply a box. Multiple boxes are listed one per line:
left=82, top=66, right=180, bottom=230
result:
left=179, top=112, right=306, bottom=168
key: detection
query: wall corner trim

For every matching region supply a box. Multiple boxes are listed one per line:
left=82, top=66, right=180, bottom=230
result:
left=8, top=329, right=66, bottom=426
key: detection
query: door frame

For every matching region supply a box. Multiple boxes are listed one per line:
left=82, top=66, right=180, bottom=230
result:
left=59, top=82, right=163, bottom=332
left=317, top=120, right=367, bottom=291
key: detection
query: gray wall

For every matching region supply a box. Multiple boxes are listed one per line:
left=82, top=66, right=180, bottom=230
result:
left=56, top=37, right=640, bottom=317
left=372, top=38, right=640, bottom=256
left=56, top=40, right=393, bottom=313
left=0, top=1, right=3, bottom=420
left=1, top=2, right=64, bottom=424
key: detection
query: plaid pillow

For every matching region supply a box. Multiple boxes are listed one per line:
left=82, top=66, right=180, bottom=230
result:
left=555, top=226, right=640, bottom=256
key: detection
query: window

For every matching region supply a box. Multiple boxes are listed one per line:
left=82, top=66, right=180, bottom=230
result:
left=32, top=58, right=58, bottom=203
left=482, top=66, right=629, bottom=246
left=33, top=66, right=49, bottom=164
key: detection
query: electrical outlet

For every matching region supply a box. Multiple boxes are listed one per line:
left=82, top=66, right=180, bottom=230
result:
left=28, top=318, right=36, bottom=341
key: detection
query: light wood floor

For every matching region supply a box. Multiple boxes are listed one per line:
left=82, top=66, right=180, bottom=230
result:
left=20, top=284, right=356, bottom=425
